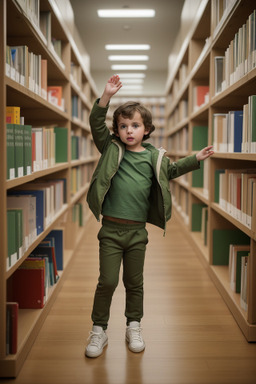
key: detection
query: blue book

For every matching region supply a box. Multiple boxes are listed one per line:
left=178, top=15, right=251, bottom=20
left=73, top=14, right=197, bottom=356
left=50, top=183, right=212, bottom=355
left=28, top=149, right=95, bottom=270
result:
left=8, top=189, right=44, bottom=235
left=45, top=230, right=63, bottom=270
left=232, top=110, right=243, bottom=152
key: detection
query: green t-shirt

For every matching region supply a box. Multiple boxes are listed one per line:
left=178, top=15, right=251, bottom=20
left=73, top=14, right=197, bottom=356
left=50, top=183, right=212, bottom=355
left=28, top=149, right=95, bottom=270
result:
left=102, top=149, right=153, bottom=222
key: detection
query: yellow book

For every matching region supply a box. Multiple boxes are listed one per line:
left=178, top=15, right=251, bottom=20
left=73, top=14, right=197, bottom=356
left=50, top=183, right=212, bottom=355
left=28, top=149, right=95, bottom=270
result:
left=6, top=106, right=20, bottom=124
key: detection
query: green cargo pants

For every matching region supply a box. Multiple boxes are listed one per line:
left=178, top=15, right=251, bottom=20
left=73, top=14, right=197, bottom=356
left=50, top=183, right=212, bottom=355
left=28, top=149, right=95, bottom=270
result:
left=91, top=218, right=148, bottom=330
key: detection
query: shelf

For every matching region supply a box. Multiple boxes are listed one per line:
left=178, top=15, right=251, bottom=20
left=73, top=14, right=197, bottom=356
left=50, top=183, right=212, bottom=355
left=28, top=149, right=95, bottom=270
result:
left=166, top=1, right=256, bottom=343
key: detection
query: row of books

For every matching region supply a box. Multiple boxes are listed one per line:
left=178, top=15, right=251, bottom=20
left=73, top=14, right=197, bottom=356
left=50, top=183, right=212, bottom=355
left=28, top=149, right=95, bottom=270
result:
left=71, top=134, right=94, bottom=161
left=6, top=106, right=70, bottom=179
left=7, top=179, right=66, bottom=270
left=70, top=164, right=94, bottom=196
left=215, top=169, right=256, bottom=229
left=72, top=95, right=90, bottom=125
left=14, top=1, right=64, bottom=69
left=6, top=228, right=64, bottom=355
left=214, top=9, right=256, bottom=94
left=212, top=95, right=256, bottom=153
left=6, top=45, right=64, bottom=110
left=167, top=126, right=189, bottom=154
left=211, top=0, right=237, bottom=37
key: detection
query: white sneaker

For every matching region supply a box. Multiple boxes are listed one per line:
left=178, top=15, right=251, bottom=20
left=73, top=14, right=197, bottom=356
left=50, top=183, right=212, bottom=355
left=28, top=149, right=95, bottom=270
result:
left=126, top=321, right=145, bottom=353
left=85, top=326, right=108, bottom=358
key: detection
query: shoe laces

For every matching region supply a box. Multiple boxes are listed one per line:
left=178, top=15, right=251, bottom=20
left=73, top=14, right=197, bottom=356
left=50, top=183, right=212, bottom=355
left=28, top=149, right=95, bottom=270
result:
left=129, top=326, right=143, bottom=342
left=88, top=331, right=104, bottom=347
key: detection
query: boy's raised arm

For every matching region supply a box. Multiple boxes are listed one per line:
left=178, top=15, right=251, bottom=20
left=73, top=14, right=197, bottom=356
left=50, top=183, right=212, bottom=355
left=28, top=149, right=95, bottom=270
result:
left=98, top=75, right=122, bottom=107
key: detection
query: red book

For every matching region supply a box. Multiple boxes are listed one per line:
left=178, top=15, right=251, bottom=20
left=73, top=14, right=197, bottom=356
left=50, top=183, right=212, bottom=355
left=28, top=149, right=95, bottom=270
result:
left=8, top=268, right=45, bottom=309
left=6, top=302, right=18, bottom=354
left=195, top=85, right=209, bottom=107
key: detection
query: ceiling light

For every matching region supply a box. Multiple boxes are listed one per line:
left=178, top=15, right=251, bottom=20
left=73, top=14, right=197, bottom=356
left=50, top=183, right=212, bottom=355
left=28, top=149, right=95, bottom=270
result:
left=119, top=73, right=146, bottom=78
left=122, top=79, right=144, bottom=84
left=108, top=55, right=149, bottom=61
left=123, top=85, right=143, bottom=90
left=111, top=64, right=147, bottom=70
left=97, top=9, right=155, bottom=18
left=105, top=44, right=150, bottom=50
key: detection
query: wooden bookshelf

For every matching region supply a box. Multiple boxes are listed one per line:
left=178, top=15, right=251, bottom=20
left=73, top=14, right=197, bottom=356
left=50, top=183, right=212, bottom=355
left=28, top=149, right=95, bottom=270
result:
left=0, top=0, right=97, bottom=377
left=166, top=0, right=256, bottom=341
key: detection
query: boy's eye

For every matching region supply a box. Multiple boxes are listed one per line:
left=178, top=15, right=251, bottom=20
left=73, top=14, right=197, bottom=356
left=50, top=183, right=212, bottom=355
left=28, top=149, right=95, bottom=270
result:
left=133, top=123, right=139, bottom=128
left=120, top=124, right=126, bottom=129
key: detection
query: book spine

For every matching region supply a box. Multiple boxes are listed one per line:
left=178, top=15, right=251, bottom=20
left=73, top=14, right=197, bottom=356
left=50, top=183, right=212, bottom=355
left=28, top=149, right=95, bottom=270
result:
left=6, top=124, right=15, bottom=180
left=14, top=124, right=24, bottom=178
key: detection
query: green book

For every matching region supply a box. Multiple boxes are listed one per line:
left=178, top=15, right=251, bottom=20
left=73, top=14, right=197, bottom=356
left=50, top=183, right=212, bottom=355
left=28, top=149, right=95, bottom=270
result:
left=191, top=203, right=206, bottom=231
left=212, top=229, right=250, bottom=265
left=23, top=124, right=32, bottom=175
left=8, top=209, right=23, bottom=261
left=6, top=123, right=15, bottom=180
left=203, top=207, right=208, bottom=246
left=192, top=126, right=208, bottom=150
left=14, top=124, right=24, bottom=178
left=7, top=210, right=17, bottom=269
left=249, top=95, right=256, bottom=151
left=192, top=161, right=204, bottom=187
left=236, top=250, right=250, bottom=293
left=71, top=135, right=78, bottom=160
left=214, top=169, right=225, bottom=203
left=78, top=203, right=83, bottom=226
left=54, top=127, right=68, bottom=162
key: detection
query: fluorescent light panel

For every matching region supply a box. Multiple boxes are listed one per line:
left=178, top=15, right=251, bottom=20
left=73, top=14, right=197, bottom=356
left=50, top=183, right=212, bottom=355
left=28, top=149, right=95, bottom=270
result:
left=119, top=73, right=146, bottom=78
left=105, top=44, right=150, bottom=50
left=123, top=85, right=143, bottom=90
left=111, top=64, right=147, bottom=70
left=108, top=55, right=149, bottom=61
left=98, top=9, right=155, bottom=18
left=122, top=79, right=144, bottom=84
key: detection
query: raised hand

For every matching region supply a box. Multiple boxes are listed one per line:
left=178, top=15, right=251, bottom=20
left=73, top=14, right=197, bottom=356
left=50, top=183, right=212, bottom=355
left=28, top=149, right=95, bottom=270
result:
left=99, top=75, right=122, bottom=107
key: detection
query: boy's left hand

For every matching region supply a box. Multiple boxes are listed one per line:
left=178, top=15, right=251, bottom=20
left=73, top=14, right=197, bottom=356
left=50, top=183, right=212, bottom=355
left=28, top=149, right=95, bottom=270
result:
left=196, top=145, right=214, bottom=161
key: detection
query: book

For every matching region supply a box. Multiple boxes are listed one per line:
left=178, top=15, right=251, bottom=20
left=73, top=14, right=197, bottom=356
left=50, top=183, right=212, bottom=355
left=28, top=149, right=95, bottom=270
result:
left=30, top=245, right=59, bottom=285
left=191, top=203, right=206, bottom=232
left=6, top=302, right=18, bottom=355
left=6, top=123, right=15, bottom=180
left=240, top=255, right=249, bottom=311
left=47, top=86, right=62, bottom=108
left=214, top=169, right=225, bottom=203
left=229, top=244, right=250, bottom=292
left=214, top=56, right=224, bottom=94
left=6, top=106, right=20, bottom=124
left=14, top=124, right=24, bottom=178
left=8, top=189, right=44, bottom=235
left=227, top=110, right=243, bottom=152
left=7, top=194, right=37, bottom=250
left=23, top=125, right=32, bottom=175
left=8, top=267, right=45, bottom=309
left=7, top=210, right=17, bottom=270
left=212, top=229, right=250, bottom=265
left=45, top=229, right=64, bottom=270
left=192, top=126, right=208, bottom=150
left=54, top=127, right=68, bottom=162
left=193, top=85, right=209, bottom=110
left=192, top=161, right=204, bottom=188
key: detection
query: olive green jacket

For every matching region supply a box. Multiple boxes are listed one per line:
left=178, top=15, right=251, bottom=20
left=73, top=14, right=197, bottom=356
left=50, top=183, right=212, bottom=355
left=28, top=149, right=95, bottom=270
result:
left=87, top=99, right=200, bottom=231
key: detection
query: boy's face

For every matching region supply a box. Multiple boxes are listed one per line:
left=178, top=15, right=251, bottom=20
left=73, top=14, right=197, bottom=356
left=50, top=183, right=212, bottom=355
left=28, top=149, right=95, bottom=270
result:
left=116, top=112, right=149, bottom=152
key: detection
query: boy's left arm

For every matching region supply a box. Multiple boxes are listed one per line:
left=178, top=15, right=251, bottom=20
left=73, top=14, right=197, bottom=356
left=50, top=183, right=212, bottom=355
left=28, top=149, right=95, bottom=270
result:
left=168, top=146, right=214, bottom=179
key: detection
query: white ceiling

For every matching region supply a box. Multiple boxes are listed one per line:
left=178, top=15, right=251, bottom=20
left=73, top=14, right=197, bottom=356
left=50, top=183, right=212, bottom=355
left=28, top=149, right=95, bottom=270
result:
left=69, top=0, right=185, bottom=97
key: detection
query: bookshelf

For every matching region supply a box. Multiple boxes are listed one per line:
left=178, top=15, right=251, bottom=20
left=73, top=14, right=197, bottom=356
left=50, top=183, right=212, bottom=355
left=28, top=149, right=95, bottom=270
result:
left=0, top=0, right=97, bottom=377
left=166, top=0, right=256, bottom=341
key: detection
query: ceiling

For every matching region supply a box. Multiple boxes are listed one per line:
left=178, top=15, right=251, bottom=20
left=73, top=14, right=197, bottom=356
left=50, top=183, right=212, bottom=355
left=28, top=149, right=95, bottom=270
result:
left=69, top=0, right=185, bottom=97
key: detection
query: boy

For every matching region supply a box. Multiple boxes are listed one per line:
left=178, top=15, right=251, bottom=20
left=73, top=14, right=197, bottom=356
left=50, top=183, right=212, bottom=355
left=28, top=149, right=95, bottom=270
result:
left=85, top=75, right=213, bottom=357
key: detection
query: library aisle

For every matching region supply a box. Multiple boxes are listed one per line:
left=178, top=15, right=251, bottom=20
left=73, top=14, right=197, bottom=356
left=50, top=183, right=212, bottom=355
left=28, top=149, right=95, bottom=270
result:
left=2, top=214, right=256, bottom=384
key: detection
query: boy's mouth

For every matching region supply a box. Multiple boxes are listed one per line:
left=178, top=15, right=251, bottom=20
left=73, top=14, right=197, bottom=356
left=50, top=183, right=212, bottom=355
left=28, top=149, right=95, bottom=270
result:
left=127, top=137, right=134, bottom=141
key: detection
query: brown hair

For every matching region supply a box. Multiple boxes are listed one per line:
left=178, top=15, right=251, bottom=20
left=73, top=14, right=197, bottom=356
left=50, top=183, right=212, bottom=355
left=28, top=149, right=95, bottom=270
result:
left=112, top=101, right=155, bottom=141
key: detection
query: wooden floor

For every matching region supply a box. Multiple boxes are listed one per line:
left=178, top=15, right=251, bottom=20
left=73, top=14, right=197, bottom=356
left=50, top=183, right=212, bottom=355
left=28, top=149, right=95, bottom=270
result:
left=3, top=214, right=256, bottom=384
